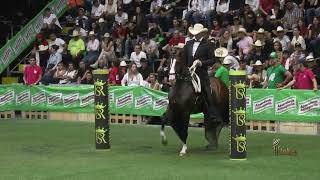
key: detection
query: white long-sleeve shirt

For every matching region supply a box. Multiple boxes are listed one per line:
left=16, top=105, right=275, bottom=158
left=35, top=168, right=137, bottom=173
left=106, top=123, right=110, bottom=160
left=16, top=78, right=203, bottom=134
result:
left=87, top=39, right=100, bottom=52
left=121, top=73, right=144, bottom=86
left=216, top=0, right=229, bottom=14
left=245, top=0, right=260, bottom=12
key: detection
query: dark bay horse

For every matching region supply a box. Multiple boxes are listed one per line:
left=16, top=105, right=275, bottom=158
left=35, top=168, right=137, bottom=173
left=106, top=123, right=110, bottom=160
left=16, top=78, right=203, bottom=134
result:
left=160, top=48, right=229, bottom=156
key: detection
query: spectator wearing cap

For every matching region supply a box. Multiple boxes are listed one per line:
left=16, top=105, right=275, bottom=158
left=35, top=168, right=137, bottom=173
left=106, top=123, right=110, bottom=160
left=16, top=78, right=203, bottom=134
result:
left=97, top=18, right=109, bottom=38
left=33, top=33, right=49, bottom=52
left=246, top=40, right=268, bottom=64
left=248, top=60, right=267, bottom=88
left=67, top=31, right=85, bottom=61
left=306, top=55, right=320, bottom=86
left=130, top=45, right=147, bottom=68
left=263, top=52, right=293, bottom=89
left=24, top=57, right=43, bottom=86
left=254, top=28, right=273, bottom=55
left=91, top=0, right=104, bottom=21
left=84, top=31, right=100, bottom=65
left=259, top=0, right=273, bottom=16
left=282, top=0, right=303, bottom=30
left=115, top=7, right=129, bottom=25
left=291, top=27, right=306, bottom=50
left=139, top=58, right=153, bottom=80
left=236, top=28, right=253, bottom=57
left=273, top=26, right=291, bottom=51
left=282, top=58, right=318, bottom=90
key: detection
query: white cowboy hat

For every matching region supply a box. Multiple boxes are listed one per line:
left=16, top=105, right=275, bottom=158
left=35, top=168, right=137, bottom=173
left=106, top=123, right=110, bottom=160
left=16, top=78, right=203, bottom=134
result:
left=89, top=31, right=95, bottom=36
left=98, top=18, right=105, bottom=23
left=104, top=33, right=110, bottom=38
left=174, top=43, right=185, bottom=49
left=215, top=47, right=228, bottom=58
left=276, top=26, right=285, bottom=32
left=253, top=60, right=263, bottom=66
left=188, top=23, right=208, bottom=35
left=306, top=55, right=315, bottom=62
left=238, top=28, right=247, bottom=34
left=222, top=58, right=232, bottom=65
left=120, top=61, right=127, bottom=67
left=71, top=30, right=80, bottom=37
left=253, top=40, right=264, bottom=47
left=38, top=45, right=48, bottom=51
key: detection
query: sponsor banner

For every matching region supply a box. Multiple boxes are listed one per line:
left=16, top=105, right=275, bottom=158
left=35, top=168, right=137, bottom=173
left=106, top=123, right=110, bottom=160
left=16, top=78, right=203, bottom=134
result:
left=0, top=84, right=320, bottom=122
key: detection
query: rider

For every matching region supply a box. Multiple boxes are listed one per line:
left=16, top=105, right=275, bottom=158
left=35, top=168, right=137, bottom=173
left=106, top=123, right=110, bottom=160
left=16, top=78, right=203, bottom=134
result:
left=183, top=23, right=222, bottom=124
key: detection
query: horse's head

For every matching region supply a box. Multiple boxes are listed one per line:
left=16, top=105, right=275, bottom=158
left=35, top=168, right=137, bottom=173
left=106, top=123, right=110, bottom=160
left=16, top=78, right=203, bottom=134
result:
left=173, top=48, right=191, bottom=80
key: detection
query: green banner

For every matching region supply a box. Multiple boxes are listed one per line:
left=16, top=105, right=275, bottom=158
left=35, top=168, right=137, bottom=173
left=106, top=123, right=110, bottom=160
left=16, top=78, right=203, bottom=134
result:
left=0, top=0, right=68, bottom=74
left=0, top=84, right=320, bottom=122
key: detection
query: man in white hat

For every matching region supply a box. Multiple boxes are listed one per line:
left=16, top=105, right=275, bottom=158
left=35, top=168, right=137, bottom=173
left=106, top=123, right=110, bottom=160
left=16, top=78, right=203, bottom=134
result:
left=184, top=23, right=222, bottom=124
left=236, top=27, right=253, bottom=57
left=273, top=26, right=290, bottom=50
left=84, top=31, right=100, bottom=65
left=67, top=31, right=85, bottom=60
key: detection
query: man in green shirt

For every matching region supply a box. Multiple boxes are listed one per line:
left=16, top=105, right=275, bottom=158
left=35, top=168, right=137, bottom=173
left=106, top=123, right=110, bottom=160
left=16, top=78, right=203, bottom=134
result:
left=263, top=52, right=292, bottom=89
left=67, top=31, right=85, bottom=60
left=214, top=56, right=231, bottom=87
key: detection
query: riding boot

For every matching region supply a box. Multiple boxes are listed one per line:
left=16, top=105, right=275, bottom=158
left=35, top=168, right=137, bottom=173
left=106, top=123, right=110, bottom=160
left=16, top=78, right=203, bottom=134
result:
left=202, top=80, right=222, bottom=124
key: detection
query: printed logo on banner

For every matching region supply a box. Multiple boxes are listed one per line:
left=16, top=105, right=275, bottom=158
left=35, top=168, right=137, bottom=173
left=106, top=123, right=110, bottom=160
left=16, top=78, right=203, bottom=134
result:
left=0, top=90, right=15, bottom=106
left=246, top=95, right=251, bottom=107
left=31, top=92, right=46, bottom=106
left=253, top=95, right=274, bottom=114
left=275, top=96, right=296, bottom=114
left=23, top=25, right=35, bottom=45
left=109, top=92, right=114, bottom=104
left=135, top=95, right=152, bottom=109
left=80, top=92, right=94, bottom=107
left=153, top=97, right=168, bottom=110
left=298, top=97, right=320, bottom=114
left=12, top=35, right=25, bottom=54
left=47, top=93, right=62, bottom=105
left=63, top=93, right=79, bottom=107
left=1, top=46, right=14, bottom=65
left=16, top=91, right=30, bottom=105
left=116, top=93, right=133, bottom=108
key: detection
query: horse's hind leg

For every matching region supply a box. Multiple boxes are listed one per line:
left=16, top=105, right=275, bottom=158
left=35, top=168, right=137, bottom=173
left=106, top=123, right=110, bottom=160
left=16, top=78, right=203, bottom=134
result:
left=204, top=113, right=219, bottom=150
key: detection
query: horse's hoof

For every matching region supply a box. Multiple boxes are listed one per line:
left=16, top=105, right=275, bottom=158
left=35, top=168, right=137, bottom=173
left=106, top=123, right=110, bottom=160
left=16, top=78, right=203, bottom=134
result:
left=161, top=138, right=168, bottom=146
left=179, top=152, right=186, bottom=156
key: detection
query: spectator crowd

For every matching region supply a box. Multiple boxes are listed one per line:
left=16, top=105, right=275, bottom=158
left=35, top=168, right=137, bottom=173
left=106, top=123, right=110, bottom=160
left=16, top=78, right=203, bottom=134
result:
left=23, top=0, right=320, bottom=92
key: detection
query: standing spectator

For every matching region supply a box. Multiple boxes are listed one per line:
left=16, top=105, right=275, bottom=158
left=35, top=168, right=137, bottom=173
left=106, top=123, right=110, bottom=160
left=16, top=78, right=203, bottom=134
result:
left=263, top=52, right=293, bottom=89
left=23, top=57, right=42, bottom=85
left=43, top=8, right=62, bottom=34
left=236, top=28, right=253, bottom=57
left=282, top=58, right=318, bottom=90
left=121, top=62, right=144, bottom=86
left=109, top=60, right=121, bottom=85
left=273, top=26, right=291, bottom=51
left=130, top=45, right=147, bottom=68
left=68, top=31, right=86, bottom=63
left=84, top=31, right=100, bottom=65
left=282, top=0, right=303, bottom=30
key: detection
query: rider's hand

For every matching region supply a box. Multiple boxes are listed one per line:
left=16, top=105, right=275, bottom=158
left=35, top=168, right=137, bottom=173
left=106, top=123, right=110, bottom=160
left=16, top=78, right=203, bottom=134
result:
left=195, top=60, right=202, bottom=67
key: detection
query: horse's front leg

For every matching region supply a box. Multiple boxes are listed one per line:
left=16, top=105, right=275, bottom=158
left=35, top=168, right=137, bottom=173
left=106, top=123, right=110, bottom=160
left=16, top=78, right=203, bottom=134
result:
left=160, top=111, right=168, bottom=146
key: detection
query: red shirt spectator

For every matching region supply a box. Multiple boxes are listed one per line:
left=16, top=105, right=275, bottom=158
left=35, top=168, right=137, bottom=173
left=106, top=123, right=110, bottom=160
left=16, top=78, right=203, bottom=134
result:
left=168, top=31, right=185, bottom=46
left=294, top=68, right=316, bottom=90
left=260, top=0, right=273, bottom=15
left=33, top=33, right=49, bottom=49
left=23, top=58, right=43, bottom=85
left=112, top=25, right=127, bottom=39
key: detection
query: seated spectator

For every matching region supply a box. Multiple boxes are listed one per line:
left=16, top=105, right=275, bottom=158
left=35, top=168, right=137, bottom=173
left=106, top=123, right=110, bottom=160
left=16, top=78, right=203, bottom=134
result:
left=282, top=0, right=302, bottom=30
left=48, top=33, right=67, bottom=54
left=115, top=7, right=129, bottom=25
left=109, top=60, right=121, bottom=85
left=290, top=43, right=306, bottom=66
left=77, top=61, right=90, bottom=84
left=168, top=30, right=185, bottom=47
left=168, top=19, right=182, bottom=34
left=23, top=57, right=42, bottom=86
left=112, top=23, right=127, bottom=57
left=75, top=7, right=89, bottom=31
left=238, top=56, right=253, bottom=75
left=230, top=16, right=243, bottom=37
left=291, top=27, right=306, bottom=51
left=236, top=28, right=253, bottom=57
left=119, top=61, right=128, bottom=82
left=104, top=0, right=117, bottom=21
left=273, top=41, right=283, bottom=64
left=297, top=18, right=308, bottom=38
left=91, top=0, right=104, bottom=22
left=130, top=45, right=147, bottom=68
left=263, top=52, right=293, bottom=89
left=68, top=31, right=85, bottom=62
left=52, top=62, right=66, bottom=84
left=282, top=57, right=317, bottom=90
left=139, top=58, right=153, bottom=80
left=43, top=8, right=62, bottom=34
left=210, top=19, right=221, bottom=38
left=59, top=62, right=78, bottom=84
left=83, top=31, right=100, bottom=65
left=92, top=33, right=116, bottom=68
left=282, top=50, right=291, bottom=70
left=248, top=60, right=267, bottom=88
left=73, top=23, right=88, bottom=38
left=121, top=62, right=144, bottom=86
left=224, top=55, right=240, bottom=70
left=254, top=28, right=273, bottom=56
left=97, top=58, right=107, bottom=69
left=185, top=0, right=204, bottom=24
left=308, top=17, right=320, bottom=57
left=45, top=45, right=62, bottom=72
left=246, top=40, right=268, bottom=64
left=146, top=73, right=160, bottom=90
left=216, top=0, right=230, bottom=21
left=259, top=0, right=273, bottom=16
left=203, top=0, right=217, bottom=30
left=37, top=44, right=50, bottom=69
left=32, top=33, right=49, bottom=55
left=273, top=26, right=290, bottom=51
left=142, top=36, right=159, bottom=70
left=219, top=29, right=234, bottom=54
left=81, top=71, right=94, bottom=84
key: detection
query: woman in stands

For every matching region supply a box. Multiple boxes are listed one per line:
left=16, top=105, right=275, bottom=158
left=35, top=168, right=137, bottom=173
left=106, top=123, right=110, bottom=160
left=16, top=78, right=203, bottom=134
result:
left=121, top=62, right=144, bottom=86
left=52, top=62, right=66, bottom=84
left=59, top=62, right=78, bottom=84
